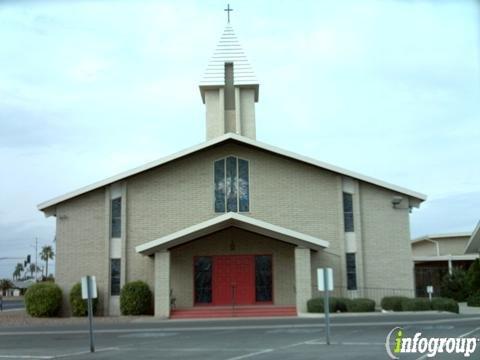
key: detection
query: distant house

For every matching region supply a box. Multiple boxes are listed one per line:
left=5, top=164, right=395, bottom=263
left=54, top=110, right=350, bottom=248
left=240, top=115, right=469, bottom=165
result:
left=5, top=279, right=35, bottom=296
left=412, top=229, right=480, bottom=296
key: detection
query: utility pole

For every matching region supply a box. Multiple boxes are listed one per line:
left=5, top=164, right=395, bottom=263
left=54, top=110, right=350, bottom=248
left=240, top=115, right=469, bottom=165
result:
left=35, top=238, right=38, bottom=281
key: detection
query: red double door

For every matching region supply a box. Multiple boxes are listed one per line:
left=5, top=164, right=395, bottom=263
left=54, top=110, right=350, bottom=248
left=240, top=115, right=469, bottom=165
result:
left=213, top=255, right=255, bottom=305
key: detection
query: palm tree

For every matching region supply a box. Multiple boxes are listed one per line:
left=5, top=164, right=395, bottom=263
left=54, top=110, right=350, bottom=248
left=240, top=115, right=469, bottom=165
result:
left=28, top=263, right=37, bottom=279
left=13, top=263, right=23, bottom=280
left=40, top=246, right=54, bottom=278
left=0, top=279, right=14, bottom=296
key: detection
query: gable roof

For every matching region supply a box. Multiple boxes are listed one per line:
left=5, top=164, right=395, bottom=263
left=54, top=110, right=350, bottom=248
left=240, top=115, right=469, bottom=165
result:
left=38, top=132, right=427, bottom=213
left=136, top=212, right=329, bottom=255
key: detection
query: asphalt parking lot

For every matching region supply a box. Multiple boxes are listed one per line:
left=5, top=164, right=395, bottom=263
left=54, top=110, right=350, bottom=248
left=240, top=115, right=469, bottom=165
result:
left=0, top=314, right=479, bottom=359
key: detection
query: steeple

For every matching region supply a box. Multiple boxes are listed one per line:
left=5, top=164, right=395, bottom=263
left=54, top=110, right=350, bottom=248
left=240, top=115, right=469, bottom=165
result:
left=199, top=25, right=259, bottom=140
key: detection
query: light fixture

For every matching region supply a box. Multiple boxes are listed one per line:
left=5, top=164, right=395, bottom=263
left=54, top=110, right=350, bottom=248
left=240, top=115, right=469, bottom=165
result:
left=392, top=196, right=403, bottom=208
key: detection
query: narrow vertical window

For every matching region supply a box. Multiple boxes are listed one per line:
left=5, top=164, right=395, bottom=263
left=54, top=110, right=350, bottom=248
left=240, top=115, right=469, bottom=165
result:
left=226, top=156, right=238, bottom=212
left=194, top=257, right=212, bottom=304
left=346, top=253, right=357, bottom=290
left=343, top=192, right=354, bottom=232
left=214, top=159, right=226, bottom=212
left=238, top=159, right=249, bottom=212
left=255, top=255, right=272, bottom=302
left=111, top=197, right=122, bottom=238
left=214, top=156, right=249, bottom=213
left=110, top=258, right=121, bottom=295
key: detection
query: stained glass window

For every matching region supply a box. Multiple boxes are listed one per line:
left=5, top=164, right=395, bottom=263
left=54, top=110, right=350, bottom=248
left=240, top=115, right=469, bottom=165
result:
left=226, top=156, right=238, bottom=212
left=110, top=258, right=121, bottom=296
left=194, top=257, right=212, bottom=303
left=214, top=159, right=226, bottom=212
left=255, top=255, right=272, bottom=302
left=111, top=197, right=121, bottom=238
left=343, top=192, right=354, bottom=232
left=214, top=156, right=249, bottom=213
left=346, top=253, right=357, bottom=290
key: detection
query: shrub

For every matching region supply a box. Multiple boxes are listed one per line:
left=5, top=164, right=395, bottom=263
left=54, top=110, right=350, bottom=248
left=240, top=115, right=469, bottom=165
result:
left=24, top=282, right=62, bottom=317
left=381, top=296, right=409, bottom=311
left=335, top=297, right=352, bottom=312
left=120, top=281, right=152, bottom=315
left=466, top=260, right=480, bottom=294
left=440, top=268, right=469, bottom=302
left=307, top=297, right=351, bottom=313
left=69, top=283, right=98, bottom=317
left=431, top=297, right=459, bottom=313
left=401, top=298, right=431, bottom=311
left=467, top=292, right=480, bottom=307
left=347, top=298, right=376, bottom=312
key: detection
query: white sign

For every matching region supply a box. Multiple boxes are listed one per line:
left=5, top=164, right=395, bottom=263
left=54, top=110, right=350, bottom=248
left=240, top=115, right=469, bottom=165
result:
left=426, top=286, right=434, bottom=294
left=81, top=276, right=98, bottom=300
left=317, top=268, right=334, bottom=291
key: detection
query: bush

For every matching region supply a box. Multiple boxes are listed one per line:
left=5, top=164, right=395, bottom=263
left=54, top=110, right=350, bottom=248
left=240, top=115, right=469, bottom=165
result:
left=120, top=281, right=152, bottom=315
left=335, top=297, right=352, bottom=312
left=440, top=268, right=469, bottom=302
left=381, top=296, right=409, bottom=311
left=347, top=298, right=376, bottom=312
left=69, top=283, right=98, bottom=317
left=431, top=297, right=459, bottom=313
left=401, top=298, right=432, bottom=311
left=466, top=260, right=480, bottom=294
left=467, top=292, right=480, bottom=307
left=24, top=282, right=62, bottom=317
left=307, top=297, right=351, bottom=313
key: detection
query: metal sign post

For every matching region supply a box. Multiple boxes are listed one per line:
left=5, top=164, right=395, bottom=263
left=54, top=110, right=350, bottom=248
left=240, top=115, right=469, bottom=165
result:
left=81, top=276, right=97, bottom=353
left=317, top=268, right=334, bottom=346
left=426, top=285, right=434, bottom=301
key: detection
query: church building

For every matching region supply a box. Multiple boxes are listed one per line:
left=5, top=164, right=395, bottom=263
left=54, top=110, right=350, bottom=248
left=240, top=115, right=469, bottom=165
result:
left=38, top=24, right=426, bottom=317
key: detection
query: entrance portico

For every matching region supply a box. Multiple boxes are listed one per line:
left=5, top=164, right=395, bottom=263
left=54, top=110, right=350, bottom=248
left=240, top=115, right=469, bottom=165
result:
left=136, top=213, right=329, bottom=318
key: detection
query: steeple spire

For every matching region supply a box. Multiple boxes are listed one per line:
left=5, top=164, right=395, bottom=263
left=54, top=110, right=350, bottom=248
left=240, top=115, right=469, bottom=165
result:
left=199, top=25, right=259, bottom=141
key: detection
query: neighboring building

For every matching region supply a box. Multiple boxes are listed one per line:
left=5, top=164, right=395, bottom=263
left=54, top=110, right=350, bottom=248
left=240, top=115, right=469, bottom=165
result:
left=412, top=231, right=480, bottom=297
left=465, top=221, right=480, bottom=255
left=38, top=25, right=426, bottom=317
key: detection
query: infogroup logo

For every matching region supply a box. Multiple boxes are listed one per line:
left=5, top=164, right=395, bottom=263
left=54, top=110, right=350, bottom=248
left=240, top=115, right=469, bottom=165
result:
left=385, top=327, right=479, bottom=359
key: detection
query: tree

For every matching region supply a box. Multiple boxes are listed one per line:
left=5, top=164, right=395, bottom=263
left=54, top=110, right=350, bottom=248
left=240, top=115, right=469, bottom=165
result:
left=13, top=263, right=24, bottom=281
left=0, top=279, right=14, bottom=296
left=40, top=246, right=54, bottom=278
left=28, top=263, right=37, bottom=279
left=466, top=259, right=480, bottom=294
left=440, top=268, right=469, bottom=302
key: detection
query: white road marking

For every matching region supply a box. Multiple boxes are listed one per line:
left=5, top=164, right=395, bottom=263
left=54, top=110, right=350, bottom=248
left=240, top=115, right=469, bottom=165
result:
left=0, top=347, right=118, bottom=359
left=224, top=349, right=273, bottom=360
left=1, top=316, right=479, bottom=336
left=0, top=356, right=51, bottom=359
left=415, top=326, right=480, bottom=360
left=304, top=340, right=384, bottom=345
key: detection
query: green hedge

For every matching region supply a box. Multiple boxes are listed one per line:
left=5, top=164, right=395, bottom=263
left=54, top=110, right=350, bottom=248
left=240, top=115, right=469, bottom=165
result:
left=346, top=298, right=376, bottom=312
left=431, top=297, right=459, bottom=313
left=307, top=297, right=351, bottom=313
left=24, top=282, right=62, bottom=317
left=69, top=283, right=98, bottom=317
left=120, top=281, right=152, bottom=315
left=401, top=298, right=432, bottom=311
left=467, top=292, right=480, bottom=307
left=381, top=296, right=409, bottom=311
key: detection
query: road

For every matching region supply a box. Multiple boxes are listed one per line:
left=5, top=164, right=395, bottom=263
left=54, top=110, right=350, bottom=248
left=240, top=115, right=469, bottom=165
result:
left=0, top=313, right=479, bottom=359
left=0, top=299, right=24, bottom=311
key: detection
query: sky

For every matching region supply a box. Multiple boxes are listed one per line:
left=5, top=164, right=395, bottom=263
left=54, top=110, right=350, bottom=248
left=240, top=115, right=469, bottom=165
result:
left=0, top=0, right=479, bottom=279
